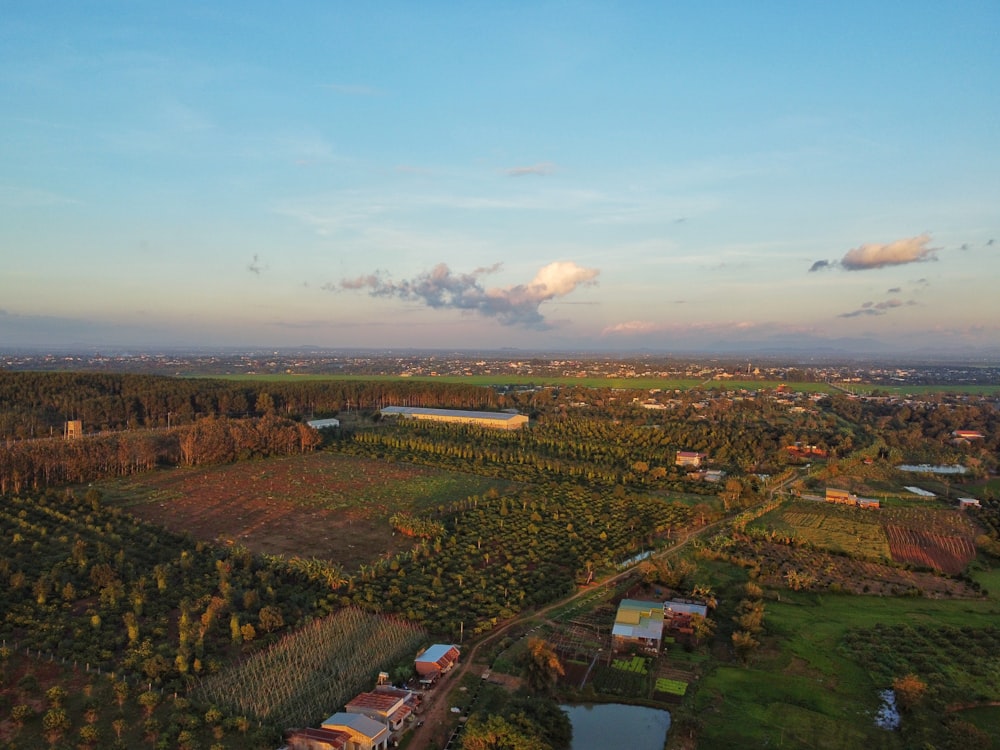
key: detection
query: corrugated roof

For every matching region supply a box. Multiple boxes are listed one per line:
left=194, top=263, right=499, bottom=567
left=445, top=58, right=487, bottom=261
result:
left=346, top=691, right=406, bottom=712
left=321, top=713, right=388, bottom=741
left=417, top=643, right=460, bottom=664
left=381, top=406, right=524, bottom=421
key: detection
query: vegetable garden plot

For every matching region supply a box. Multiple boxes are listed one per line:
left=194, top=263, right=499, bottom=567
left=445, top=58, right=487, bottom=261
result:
left=590, top=663, right=650, bottom=698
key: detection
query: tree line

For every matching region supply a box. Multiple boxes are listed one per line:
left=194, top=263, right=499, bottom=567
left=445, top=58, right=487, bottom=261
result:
left=0, top=415, right=320, bottom=493
left=0, top=371, right=495, bottom=437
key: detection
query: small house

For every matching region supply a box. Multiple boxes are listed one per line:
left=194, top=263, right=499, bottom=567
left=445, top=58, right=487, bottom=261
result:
left=345, top=688, right=414, bottom=732
left=825, top=488, right=857, bottom=505
left=675, top=451, right=704, bottom=468
left=283, top=727, right=350, bottom=750
left=612, top=599, right=665, bottom=653
left=415, top=644, right=460, bottom=680
left=320, top=713, right=389, bottom=750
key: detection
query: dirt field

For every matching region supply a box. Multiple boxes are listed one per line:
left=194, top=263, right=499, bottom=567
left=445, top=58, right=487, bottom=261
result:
left=97, top=452, right=506, bottom=569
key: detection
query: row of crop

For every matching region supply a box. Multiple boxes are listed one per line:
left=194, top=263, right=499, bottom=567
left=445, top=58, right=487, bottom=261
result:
left=654, top=678, right=688, bottom=695
left=839, top=624, right=1000, bottom=705
left=192, top=608, right=426, bottom=728
left=612, top=656, right=649, bottom=674
left=335, top=483, right=696, bottom=637
left=1, top=490, right=334, bottom=691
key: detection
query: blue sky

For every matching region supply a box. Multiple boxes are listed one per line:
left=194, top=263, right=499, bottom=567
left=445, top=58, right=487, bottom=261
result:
left=2, top=2, right=998, bottom=354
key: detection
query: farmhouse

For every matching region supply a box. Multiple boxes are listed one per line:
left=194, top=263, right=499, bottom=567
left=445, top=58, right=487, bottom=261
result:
left=345, top=688, right=415, bottom=732
left=663, top=599, right=709, bottom=644
left=320, top=713, right=389, bottom=750
left=958, top=497, right=982, bottom=509
left=825, top=488, right=857, bottom=505
left=675, top=451, right=705, bottom=468
left=826, top=488, right=879, bottom=508
left=282, top=727, right=350, bottom=750
left=415, top=644, right=460, bottom=680
left=612, top=599, right=665, bottom=653
left=380, top=406, right=528, bottom=430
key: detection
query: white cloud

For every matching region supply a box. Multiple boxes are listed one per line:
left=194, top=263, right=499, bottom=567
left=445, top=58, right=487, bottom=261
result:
left=841, top=234, right=937, bottom=270
left=336, top=260, right=599, bottom=329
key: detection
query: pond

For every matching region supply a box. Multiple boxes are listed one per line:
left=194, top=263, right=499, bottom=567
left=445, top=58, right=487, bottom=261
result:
left=561, top=703, right=671, bottom=750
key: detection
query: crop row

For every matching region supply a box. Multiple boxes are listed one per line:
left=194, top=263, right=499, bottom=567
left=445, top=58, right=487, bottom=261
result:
left=193, top=607, right=425, bottom=728
left=654, top=678, right=688, bottom=695
left=612, top=656, right=649, bottom=674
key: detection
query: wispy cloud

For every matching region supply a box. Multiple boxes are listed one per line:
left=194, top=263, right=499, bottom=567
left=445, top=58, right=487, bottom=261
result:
left=809, top=234, right=938, bottom=272
left=838, top=298, right=913, bottom=318
left=602, top=320, right=756, bottom=336
left=334, top=260, right=599, bottom=329
left=504, top=162, right=557, bottom=177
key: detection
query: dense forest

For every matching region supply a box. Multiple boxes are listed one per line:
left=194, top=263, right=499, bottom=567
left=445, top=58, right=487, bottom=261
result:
left=0, top=372, right=495, bottom=437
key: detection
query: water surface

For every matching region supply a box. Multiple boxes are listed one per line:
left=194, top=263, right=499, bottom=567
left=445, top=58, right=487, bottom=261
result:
left=561, top=703, right=671, bottom=750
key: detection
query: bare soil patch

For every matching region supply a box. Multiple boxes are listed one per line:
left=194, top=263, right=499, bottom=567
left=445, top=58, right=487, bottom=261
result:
left=97, top=452, right=505, bottom=569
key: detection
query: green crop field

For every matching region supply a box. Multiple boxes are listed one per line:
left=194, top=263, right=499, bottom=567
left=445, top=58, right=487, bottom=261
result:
left=751, top=501, right=891, bottom=559
left=655, top=678, right=688, bottom=695
left=613, top=656, right=649, bottom=675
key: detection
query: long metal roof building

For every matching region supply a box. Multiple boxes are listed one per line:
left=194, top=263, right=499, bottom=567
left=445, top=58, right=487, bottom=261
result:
left=379, top=406, right=528, bottom=430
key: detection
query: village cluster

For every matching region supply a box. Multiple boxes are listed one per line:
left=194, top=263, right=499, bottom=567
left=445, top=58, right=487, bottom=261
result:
left=280, top=645, right=460, bottom=750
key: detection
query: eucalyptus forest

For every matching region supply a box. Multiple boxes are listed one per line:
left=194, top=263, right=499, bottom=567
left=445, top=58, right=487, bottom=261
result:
left=1, top=366, right=999, bottom=749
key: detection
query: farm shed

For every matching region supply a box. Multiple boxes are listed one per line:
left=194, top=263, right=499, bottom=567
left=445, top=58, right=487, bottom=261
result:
left=307, top=418, right=341, bottom=429
left=380, top=406, right=528, bottom=430
left=825, top=488, right=857, bottom=505
left=415, top=644, right=461, bottom=678
left=320, top=713, right=389, bottom=750
left=612, top=599, right=665, bottom=653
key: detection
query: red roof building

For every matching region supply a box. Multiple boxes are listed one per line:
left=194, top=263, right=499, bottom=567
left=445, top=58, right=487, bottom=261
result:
left=415, top=644, right=460, bottom=678
left=345, top=689, right=414, bottom=732
left=283, top=727, right=350, bottom=750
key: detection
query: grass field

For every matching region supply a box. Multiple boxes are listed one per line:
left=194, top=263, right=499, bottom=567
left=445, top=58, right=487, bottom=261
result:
left=694, top=588, right=1000, bottom=748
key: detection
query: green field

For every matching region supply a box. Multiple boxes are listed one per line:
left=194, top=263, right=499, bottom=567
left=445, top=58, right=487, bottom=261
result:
left=197, top=373, right=1000, bottom=395
left=694, top=589, right=1000, bottom=748
left=195, top=372, right=845, bottom=393
left=750, top=500, right=891, bottom=559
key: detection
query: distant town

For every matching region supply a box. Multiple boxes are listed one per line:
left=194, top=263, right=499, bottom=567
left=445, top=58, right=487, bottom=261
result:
left=2, top=348, right=998, bottom=387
